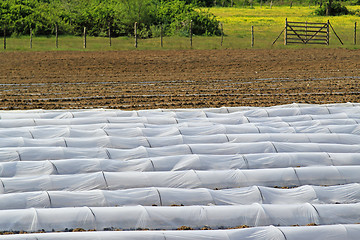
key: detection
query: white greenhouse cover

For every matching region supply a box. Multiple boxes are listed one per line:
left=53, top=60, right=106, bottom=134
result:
left=0, top=203, right=360, bottom=231
left=0, top=103, right=360, bottom=239
left=1, top=225, right=360, bottom=240
left=0, top=183, right=359, bottom=210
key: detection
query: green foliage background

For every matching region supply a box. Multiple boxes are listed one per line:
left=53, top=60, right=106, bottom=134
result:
left=0, top=0, right=221, bottom=37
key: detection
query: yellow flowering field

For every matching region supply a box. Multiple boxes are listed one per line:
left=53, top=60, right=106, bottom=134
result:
left=207, top=5, right=360, bottom=48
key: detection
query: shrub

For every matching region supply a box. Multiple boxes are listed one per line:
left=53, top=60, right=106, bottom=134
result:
left=157, top=0, right=221, bottom=36
left=0, top=0, right=221, bottom=37
left=315, top=1, right=350, bottom=16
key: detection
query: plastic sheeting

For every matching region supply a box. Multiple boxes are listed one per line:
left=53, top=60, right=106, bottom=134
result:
left=2, top=225, right=360, bottom=240
left=1, top=152, right=360, bottom=177
left=0, top=166, right=359, bottom=193
left=1, top=133, right=360, bottom=148
left=3, top=123, right=360, bottom=140
left=0, top=104, right=359, bottom=117
left=1, top=104, right=360, bottom=237
left=0, top=184, right=360, bottom=210
left=0, top=204, right=359, bottom=231
left=2, top=124, right=360, bottom=139
left=1, top=141, right=360, bottom=162
left=0, top=110, right=359, bottom=128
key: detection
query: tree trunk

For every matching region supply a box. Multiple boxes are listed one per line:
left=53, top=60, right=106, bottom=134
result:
left=326, top=0, right=332, bottom=16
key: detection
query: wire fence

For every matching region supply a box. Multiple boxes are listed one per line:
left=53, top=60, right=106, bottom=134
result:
left=1, top=20, right=358, bottom=50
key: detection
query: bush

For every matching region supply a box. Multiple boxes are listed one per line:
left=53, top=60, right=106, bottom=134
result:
left=315, top=1, right=350, bottom=16
left=157, top=0, right=221, bottom=36
left=0, top=0, right=220, bottom=37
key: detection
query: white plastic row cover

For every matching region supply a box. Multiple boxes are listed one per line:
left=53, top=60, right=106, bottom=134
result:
left=0, top=119, right=358, bottom=135
left=0, top=113, right=359, bottom=128
left=0, top=166, right=359, bottom=193
left=0, top=142, right=360, bottom=163
left=1, top=104, right=359, bottom=119
left=0, top=184, right=359, bottom=210
left=1, top=224, right=360, bottom=240
left=2, top=124, right=360, bottom=139
left=1, top=153, right=360, bottom=177
left=1, top=133, right=360, bottom=148
left=0, top=203, right=360, bottom=231
left=1, top=133, right=360, bottom=149
left=1, top=143, right=360, bottom=162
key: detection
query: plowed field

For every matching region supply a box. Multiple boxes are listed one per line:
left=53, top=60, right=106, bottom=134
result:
left=0, top=49, right=359, bottom=110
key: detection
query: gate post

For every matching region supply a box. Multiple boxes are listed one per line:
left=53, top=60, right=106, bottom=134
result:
left=326, top=20, right=330, bottom=45
left=284, top=18, right=288, bottom=45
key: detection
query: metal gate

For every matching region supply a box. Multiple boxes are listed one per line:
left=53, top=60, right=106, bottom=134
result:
left=272, top=19, right=343, bottom=46
left=285, top=19, right=329, bottom=45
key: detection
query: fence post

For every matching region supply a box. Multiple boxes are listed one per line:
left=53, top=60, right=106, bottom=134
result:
left=160, top=24, right=163, bottom=48
left=284, top=18, right=287, bottom=45
left=190, top=20, right=193, bottom=48
left=30, top=27, right=33, bottom=49
left=355, top=22, right=357, bottom=45
left=55, top=24, right=58, bottom=49
left=3, top=27, right=6, bottom=50
left=83, top=27, right=87, bottom=49
left=251, top=25, right=254, bottom=47
left=134, top=22, right=138, bottom=48
left=109, top=23, right=112, bottom=47
left=220, top=22, right=224, bottom=47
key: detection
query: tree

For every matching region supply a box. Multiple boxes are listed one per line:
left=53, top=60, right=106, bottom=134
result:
left=315, top=0, right=349, bottom=16
left=0, top=1, right=11, bottom=33
left=326, top=0, right=332, bottom=15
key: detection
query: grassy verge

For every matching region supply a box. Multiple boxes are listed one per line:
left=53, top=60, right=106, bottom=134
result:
left=0, top=5, right=359, bottom=51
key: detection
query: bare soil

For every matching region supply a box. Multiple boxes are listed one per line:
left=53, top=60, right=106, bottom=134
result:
left=0, top=49, right=359, bottom=110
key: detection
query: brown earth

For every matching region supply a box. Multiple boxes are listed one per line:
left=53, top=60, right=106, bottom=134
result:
left=0, top=49, right=359, bottom=110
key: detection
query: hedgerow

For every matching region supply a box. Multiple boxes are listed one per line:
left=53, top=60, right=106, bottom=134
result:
left=0, top=0, right=221, bottom=37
